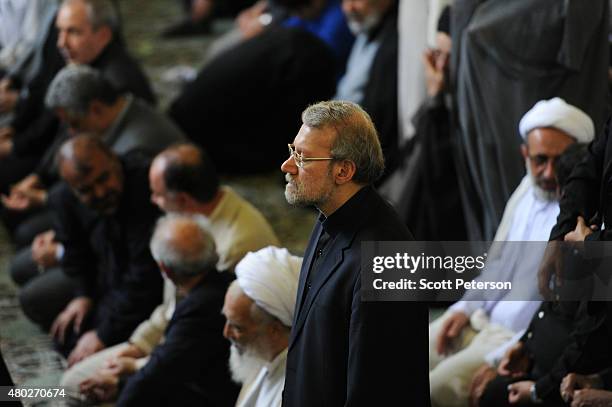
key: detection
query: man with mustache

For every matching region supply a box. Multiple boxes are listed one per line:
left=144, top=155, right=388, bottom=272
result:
left=280, top=100, right=428, bottom=406
left=335, top=0, right=400, bottom=181
left=429, top=98, right=594, bottom=407
left=43, top=135, right=163, bottom=366
left=0, top=0, right=154, bottom=195
left=60, top=142, right=279, bottom=398
left=80, top=213, right=239, bottom=406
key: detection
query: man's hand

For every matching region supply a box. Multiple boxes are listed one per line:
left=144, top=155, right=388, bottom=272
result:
left=237, top=0, right=268, bottom=39
left=498, top=342, right=529, bottom=378
left=571, top=389, right=612, bottom=407
left=423, top=48, right=448, bottom=97
left=31, top=230, right=59, bottom=269
left=0, top=138, right=13, bottom=158
left=564, top=216, right=596, bottom=242
left=79, top=372, right=119, bottom=403
left=2, top=174, right=46, bottom=211
left=1, top=186, right=47, bottom=211
left=468, top=364, right=498, bottom=407
left=436, top=311, right=469, bottom=355
left=67, top=330, right=105, bottom=366
left=50, top=296, right=93, bottom=343
left=115, top=343, right=146, bottom=359
left=561, top=373, right=603, bottom=403
left=0, top=126, right=13, bottom=141
left=507, top=380, right=534, bottom=404
left=538, top=241, right=562, bottom=300
left=0, top=78, right=18, bottom=113
left=102, top=356, right=138, bottom=377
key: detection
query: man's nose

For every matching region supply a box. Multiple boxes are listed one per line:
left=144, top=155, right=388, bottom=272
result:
left=543, top=160, right=555, bottom=179
left=93, top=183, right=106, bottom=199
left=222, top=321, right=232, bottom=340
left=281, top=156, right=297, bottom=174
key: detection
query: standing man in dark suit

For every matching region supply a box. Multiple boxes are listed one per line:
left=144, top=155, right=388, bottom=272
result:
left=280, top=100, right=430, bottom=406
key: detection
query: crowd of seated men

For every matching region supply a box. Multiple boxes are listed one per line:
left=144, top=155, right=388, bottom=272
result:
left=0, top=0, right=611, bottom=406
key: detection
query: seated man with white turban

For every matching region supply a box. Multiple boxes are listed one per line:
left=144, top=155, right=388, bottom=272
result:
left=428, top=97, right=594, bottom=407
left=222, top=246, right=301, bottom=407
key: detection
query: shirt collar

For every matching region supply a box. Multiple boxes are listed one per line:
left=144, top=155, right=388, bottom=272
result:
left=320, top=185, right=371, bottom=237
left=102, top=94, right=133, bottom=144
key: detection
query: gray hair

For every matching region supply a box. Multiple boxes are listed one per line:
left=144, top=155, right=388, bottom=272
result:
left=61, top=0, right=120, bottom=32
left=150, top=213, right=219, bottom=278
left=45, top=65, right=119, bottom=117
left=302, top=100, right=385, bottom=184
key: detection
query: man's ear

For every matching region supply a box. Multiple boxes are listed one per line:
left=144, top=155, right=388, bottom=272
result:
left=334, top=160, right=356, bottom=185
left=89, top=100, right=106, bottom=117
left=94, top=26, right=113, bottom=48
left=175, top=191, right=194, bottom=210
left=159, top=262, right=175, bottom=280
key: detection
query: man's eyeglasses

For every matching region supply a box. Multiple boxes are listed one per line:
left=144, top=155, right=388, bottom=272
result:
left=288, top=144, right=334, bottom=168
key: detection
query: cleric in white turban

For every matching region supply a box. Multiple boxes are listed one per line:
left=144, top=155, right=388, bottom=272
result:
left=519, top=97, right=595, bottom=144
left=494, top=97, right=594, bottom=241
left=222, top=246, right=302, bottom=407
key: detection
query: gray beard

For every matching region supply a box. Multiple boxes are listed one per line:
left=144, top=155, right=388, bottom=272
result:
left=526, top=164, right=557, bottom=202
left=229, top=344, right=266, bottom=384
left=347, top=12, right=382, bottom=35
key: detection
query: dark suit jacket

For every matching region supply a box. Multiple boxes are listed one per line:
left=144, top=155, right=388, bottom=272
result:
left=13, top=38, right=156, bottom=159
left=282, top=186, right=430, bottom=406
left=117, top=271, right=239, bottom=407
left=50, top=152, right=162, bottom=346
left=361, top=2, right=400, bottom=182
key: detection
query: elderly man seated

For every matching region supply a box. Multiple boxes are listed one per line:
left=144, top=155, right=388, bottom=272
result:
left=79, top=213, right=239, bottom=406
left=428, top=98, right=594, bottom=407
left=222, top=246, right=301, bottom=407
left=60, top=142, right=279, bottom=395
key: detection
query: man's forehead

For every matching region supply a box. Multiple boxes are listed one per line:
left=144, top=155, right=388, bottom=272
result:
left=58, top=1, right=89, bottom=25
left=294, top=124, right=334, bottom=150
left=527, top=127, right=575, bottom=150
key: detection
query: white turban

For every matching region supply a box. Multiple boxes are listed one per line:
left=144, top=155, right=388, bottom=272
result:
left=518, top=97, right=595, bottom=144
left=235, top=246, right=302, bottom=327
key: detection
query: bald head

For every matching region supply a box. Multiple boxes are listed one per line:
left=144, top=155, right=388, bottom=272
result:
left=58, top=135, right=123, bottom=214
left=58, top=134, right=115, bottom=175
left=149, top=213, right=218, bottom=281
left=149, top=143, right=219, bottom=212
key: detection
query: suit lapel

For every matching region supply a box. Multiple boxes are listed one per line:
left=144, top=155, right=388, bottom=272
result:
left=291, top=223, right=322, bottom=327
left=288, top=231, right=352, bottom=351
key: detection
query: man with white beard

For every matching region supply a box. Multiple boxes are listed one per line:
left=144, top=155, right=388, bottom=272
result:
left=428, top=97, right=595, bottom=407
left=222, top=246, right=301, bottom=407
left=334, top=0, right=401, bottom=180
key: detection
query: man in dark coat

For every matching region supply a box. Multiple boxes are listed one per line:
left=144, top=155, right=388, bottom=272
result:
left=0, top=0, right=155, bottom=194
left=335, top=0, right=400, bottom=182
left=280, top=100, right=429, bottom=406
left=80, top=213, right=239, bottom=406
left=27, top=135, right=163, bottom=367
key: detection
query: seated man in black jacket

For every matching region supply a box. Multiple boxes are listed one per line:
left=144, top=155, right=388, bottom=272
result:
left=80, top=213, right=239, bottom=407
left=20, top=135, right=163, bottom=367
left=0, top=0, right=155, bottom=196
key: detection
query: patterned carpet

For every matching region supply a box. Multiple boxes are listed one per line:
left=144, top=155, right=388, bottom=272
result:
left=0, top=1, right=315, bottom=405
